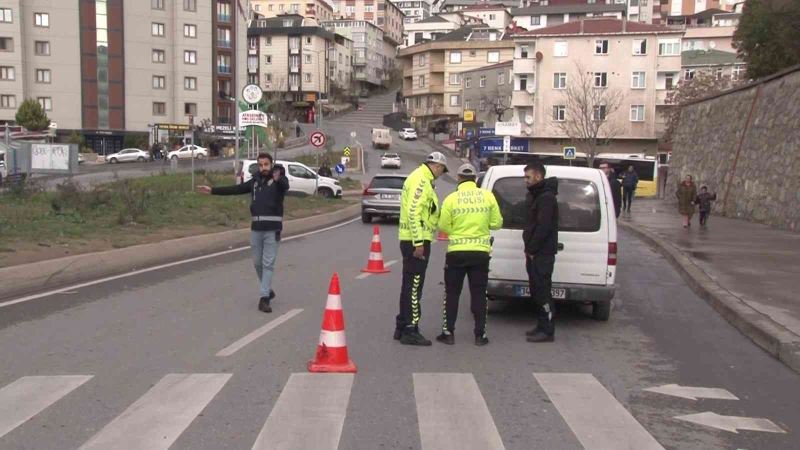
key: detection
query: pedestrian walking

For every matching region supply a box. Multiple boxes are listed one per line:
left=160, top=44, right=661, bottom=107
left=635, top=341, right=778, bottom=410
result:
left=435, top=164, right=503, bottom=347
left=599, top=163, right=622, bottom=218
left=621, top=165, right=638, bottom=213
left=317, top=161, right=332, bottom=178
left=394, top=152, right=448, bottom=346
left=197, top=153, right=289, bottom=313
left=522, top=163, right=559, bottom=343
left=695, top=185, right=717, bottom=227
left=676, top=175, right=697, bottom=228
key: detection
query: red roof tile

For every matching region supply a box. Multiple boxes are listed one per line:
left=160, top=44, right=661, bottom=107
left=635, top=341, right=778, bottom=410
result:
left=516, top=19, right=683, bottom=36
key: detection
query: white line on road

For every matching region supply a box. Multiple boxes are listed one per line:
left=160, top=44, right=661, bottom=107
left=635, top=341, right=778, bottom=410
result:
left=216, top=308, right=304, bottom=357
left=414, top=373, right=505, bottom=450
left=252, top=373, right=354, bottom=450
left=643, top=384, right=739, bottom=401
left=675, top=412, right=786, bottom=434
left=0, top=217, right=360, bottom=309
left=355, top=259, right=398, bottom=279
left=534, top=373, right=664, bottom=450
left=0, top=375, right=93, bottom=439
left=79, top=373, right=231, bottom=450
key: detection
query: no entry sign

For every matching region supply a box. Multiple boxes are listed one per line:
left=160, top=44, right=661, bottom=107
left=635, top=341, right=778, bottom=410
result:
left=310, top=131, right=326, bottom=148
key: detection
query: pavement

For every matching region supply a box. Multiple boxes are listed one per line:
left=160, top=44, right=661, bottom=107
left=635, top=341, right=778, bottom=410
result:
left=620, top=199, right=800, bottom=374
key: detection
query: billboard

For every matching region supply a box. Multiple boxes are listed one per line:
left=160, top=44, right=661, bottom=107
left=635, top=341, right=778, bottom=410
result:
left=478, top=137, right=529, bottom=156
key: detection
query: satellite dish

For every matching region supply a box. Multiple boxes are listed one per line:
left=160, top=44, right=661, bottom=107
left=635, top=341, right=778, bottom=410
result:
left=525, top=115, right=534, bottom=125
left=525, top=127, right=533, bottom=135
left=708, top=41, right=716, bottom=49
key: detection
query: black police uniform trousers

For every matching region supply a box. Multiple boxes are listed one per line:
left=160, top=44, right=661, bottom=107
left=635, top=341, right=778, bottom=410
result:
left=396, top=240, right=432, bottom=331
left=526, top=254, right=556, bottom=335
left=442, top=251, right=491, bottom=337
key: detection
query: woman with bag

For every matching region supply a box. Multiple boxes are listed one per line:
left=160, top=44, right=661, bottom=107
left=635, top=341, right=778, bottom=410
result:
left=676, top=175, right=697, bottom=228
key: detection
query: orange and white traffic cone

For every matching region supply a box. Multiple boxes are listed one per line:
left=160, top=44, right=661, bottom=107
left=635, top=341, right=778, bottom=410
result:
left=437, top=230, right=449, bottom=241
left=361, top=225, right=390, bottom=274
left=308, top=273, right=357, bottom=373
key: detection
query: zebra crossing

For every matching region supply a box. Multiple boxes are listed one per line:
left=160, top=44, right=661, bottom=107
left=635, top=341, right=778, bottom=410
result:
left=0, top=371, right=664, bottom=449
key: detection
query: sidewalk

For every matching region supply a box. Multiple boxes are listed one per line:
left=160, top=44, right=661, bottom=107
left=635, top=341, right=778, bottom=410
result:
left=620, top=198, right=800, bottom=373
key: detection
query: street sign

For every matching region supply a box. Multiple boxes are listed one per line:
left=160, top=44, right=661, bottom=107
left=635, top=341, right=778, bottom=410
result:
left=310, top=131, right=326, bottom=148
left=495, top=121, right=521, bottom=136
left=334, top=163, right=345, bottom=174
left=503, top=136, right=511, bottom=153
left=464, top=110, right=475, bottom=122
left=563, top=146, right=577, bottom=160
left=350, top=131, right=357, bottom=138
left=410, top=117, right=416, bottom=123
left=242, top=84, right=263, bottom=104
left=343, top=146, right=352, bottom=157
left=238, top=110, right=268, bottom=128
left=341, top=156, right=350, bottom=165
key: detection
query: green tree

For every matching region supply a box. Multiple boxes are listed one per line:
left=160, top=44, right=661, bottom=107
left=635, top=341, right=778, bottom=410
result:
left=733, top=0, right=800, bottom=80
left=15, top=98, right=51, bottom=131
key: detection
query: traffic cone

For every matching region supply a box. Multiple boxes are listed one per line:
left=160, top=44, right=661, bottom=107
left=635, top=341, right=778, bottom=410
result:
left=308, top=273, right=357, bottom=373
left=437, top=230, right=449, bottom=241
left=361, top=225, right=391, bottom=274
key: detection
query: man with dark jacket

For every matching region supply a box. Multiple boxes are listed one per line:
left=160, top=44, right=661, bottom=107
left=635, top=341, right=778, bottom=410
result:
left=197, top=153, right=289, bottom=313
left=522, top=163, right=559, bottom=343
left=621, top=165, right=638, bottom=213
left=599, top=162, right=622, bottom=218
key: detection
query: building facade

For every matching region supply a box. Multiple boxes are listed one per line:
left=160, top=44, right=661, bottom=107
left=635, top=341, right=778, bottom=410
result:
left=331, top=0, right=405, bottom=46
left=250, top=0, right=336, bottom=22
left=392, top=0, right=432, bottom=24
left=681, top=49, right=744, bottom=83
left=322, top=19, right=386, bottom=93
left=460, top=60, right=513, bottom=127
left=510, top=3, right=627, bottom=30
left=330, top=33, right=354, bottom=90
left=460, top=3, right=512, bottom=30
left=402, top=15, right=459, bottom=47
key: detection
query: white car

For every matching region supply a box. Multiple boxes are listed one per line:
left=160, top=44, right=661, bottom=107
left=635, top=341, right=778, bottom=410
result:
left=482, top=165, right=617, bottom=321
left=168, top=145, right=207, bottom=160
left=239, top=159, right=343, bottom=198
left=106, top=148, right=151, bottom=164
left=380, top=152, right=401, bottom=169
left=398, top=128, right=417, bottom=140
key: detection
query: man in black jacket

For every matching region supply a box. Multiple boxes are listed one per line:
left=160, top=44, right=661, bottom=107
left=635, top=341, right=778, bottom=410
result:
left=522, top=163, right=559, bottom=343
left=197, top=153, right=289, bottom=313
left=599, top=162, right=622, bottom=218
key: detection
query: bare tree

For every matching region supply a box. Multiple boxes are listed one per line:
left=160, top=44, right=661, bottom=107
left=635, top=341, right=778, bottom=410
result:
left=555, top=62, right=625, bottom=167
left=662, top=71, right=740, bottom=144
left=480, top=88, right=513, bottom=122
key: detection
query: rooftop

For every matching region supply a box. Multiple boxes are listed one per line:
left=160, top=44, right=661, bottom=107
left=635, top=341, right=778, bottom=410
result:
left=682, top=49, right=742, bottom=67
left=511, top=3, right=627, bottom=16
left=514, top=18, right=685, bottom=37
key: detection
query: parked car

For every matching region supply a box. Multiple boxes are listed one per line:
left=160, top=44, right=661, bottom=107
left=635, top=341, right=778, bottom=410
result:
left=398, top=128, right=417, bottom=140
left=106, top=148, right=151, bottom=164
left=239, top=159, right=342, bottom=198
left=371, top=127, right=392, bottom=149
left=380, top=152, right=401, bottom=169
left=167, top=145, right=207, bottom=161
left=481, top=165, right=617, bottom=321
left=361, top=174, right=407, bottom=223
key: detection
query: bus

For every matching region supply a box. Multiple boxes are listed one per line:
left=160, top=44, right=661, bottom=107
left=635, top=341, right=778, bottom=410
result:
left=476, top=151, right=590, bottom=171
left=593, top=153, right=658, bottom=197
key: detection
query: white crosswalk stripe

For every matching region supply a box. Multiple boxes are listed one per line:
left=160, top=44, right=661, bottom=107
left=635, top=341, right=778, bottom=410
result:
left=79, top=373, right=231, bottom=450
left=0, top=375, right=93, bottom=439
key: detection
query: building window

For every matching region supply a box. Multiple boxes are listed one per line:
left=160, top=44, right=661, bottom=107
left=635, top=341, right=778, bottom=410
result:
left=530, top=16, right=541, bottom=25
left=0, top=66, right=14, bottom=80
left=594, top=72, right=607, bottom=88
left=552, top=105, right=565, bottom=121
left=632, top=71, right=646, bottom=88
left=465, top=76, right=471, bottom=88
left=714, top=67, right=723, bottom=80
left=630, top=105, right=645, bottom=122
left=304, top=73, right=312, bottom=82
left=152, top=22, right=165, bottom=37
left=305, top=36, right=312, bottom=45
left=248, top=36, right=258, bottom=50
left=265, top=55, right=272, bottom=64
left=35, top=41, right=50, bottom=55
left=0, top=95, right=16, bottom=109
left=418, top=54, right=426, bottom=66
left=665, top=72, right=676, bottom=89
left=217, top=54, right=231, bottom=73
left=449, top=73, right=461, bottom=85
left=595, top=40, right=609, bottom=55
left=184, top=24, right=197, bottom=38
left=217, top=27, right=231, bottom=47
left=684, top=68, right=695, bottom=81
left=153, top=102, right=166, bottom=116
left=305, top=54, right=312, bottom=64
left=633, top=39, right=647, bottom=55
left=216, top=1, right=230, bottom=21
left=553, top=72, right=567, bottom=89
left=554, top=41, right=568, bottom=57
left=37, top=97, right=52, bottom=111
left=479, top=98, right=486, bottom=111
left=450, top=94, right=461, bottom=106
left=184, top=103, right=197, bottom=116
left=450, top=51, right=462, bottom=64
left=184, top=50, right=197, bottom=64
left=184, top=77, right=197, bottom=90
left=487, top=51, right=500, bottom=63
left=498, top=72, right=505, bottom=85
left=418, top=75, right=425, bottom=87
left=480, top=75, right=486, bottom=87
left=1, top=8, right=12, bottom=23
left=464, top=99, right=471, bottom=110
left=34, top=13, right=49, bottom=27
left=265, top=36, right=272, bottom=46
left=152, top=0, right=164, bottom=10
left=520, top=45, right=530, bottom=58
left=152, top=49, right=166, bottom=63
left=732, top=65, right=745, bottom=80
left=185, top=0, right=197, bottom=12
left=658, top=39, right=680, bottom=56
left=0, top=37, right=13, bottom=51
left=153, top=75, right=166, bottom=89
left=265, top=73, right=272, bottom=83
left=593, top=105, right=607, bottom=121
left=519, top=74, right=528, bottom=91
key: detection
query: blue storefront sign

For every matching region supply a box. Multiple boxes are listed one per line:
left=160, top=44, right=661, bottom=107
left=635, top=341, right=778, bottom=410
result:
left=478, top=127, right=495, bottom=137
left=478, top=137, right=529, bottom=156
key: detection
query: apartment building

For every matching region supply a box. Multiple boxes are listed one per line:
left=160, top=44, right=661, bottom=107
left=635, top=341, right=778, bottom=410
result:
left=460, top=3, right=512, bottom=30
left=624, top=0, right=660, bottom=24
left=437, top=0, right=516, bottom=14
left=681, top=49, right=744, bottom=83
left=250, top=0, right=336, bottom=22
left=322, top=19, right=386, bottom=93
left=0, top=0, right=247, bottom=154
left=330, top=33, right=354, bottom=90
left=671, top=8, right=739, bottom=53
left=460, top=60, right=513, bottom=127
left=398, top=24, right=514, bottom=129
left=510, top=3, right=627, bottom=30
left=510, top=19, right=684, bottom=154
left=331, top=0, right=405, bottom=46
left=402, top=15, right=459, bottom=47
left=392, top=0, right=432, bottom=24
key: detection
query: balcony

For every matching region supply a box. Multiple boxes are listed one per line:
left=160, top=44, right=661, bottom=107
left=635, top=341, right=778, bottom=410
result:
left=290, top=66, right=299, bottom=73
left=217, top=40, right=232, bottom=49
left=247, top=65, right=258, bottom=74
left=248, top=47, right=258, bottom=55
left=290, top=47, right=299, bottom=55
left=218, top=66, right=231, bottom=75
left=514, top=58, right=536, bottom=74
left=217, top=13, right=231, bottom=23
left=512, top=90, right=534, bottom=107
left=290, top=85, right=300, bottom=92
left=656, top=89, right=670, bottom=105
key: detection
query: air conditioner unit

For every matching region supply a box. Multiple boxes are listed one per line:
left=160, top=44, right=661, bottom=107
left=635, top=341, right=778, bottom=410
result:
left=525, top=115, right=534, bottom=125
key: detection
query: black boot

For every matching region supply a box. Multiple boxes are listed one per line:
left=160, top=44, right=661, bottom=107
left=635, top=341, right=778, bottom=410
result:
left=526, top=331, right=554, bottom=343
left=475, top=334, right=489, bottom=346
left=400, top=328, right=432, bottom=346
left=525, top=326, right=540, bottom=337
left=393, top=328, right=402, bottom=340
left=436, top=332, right=455, bottom=345
left=258, top=296, right=272, bottom=313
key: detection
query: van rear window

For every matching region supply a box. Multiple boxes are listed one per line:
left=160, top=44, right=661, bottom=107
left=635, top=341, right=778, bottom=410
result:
left=370, top=176, right=406, bottom=190
left=491, top=177, right=601, bottom=232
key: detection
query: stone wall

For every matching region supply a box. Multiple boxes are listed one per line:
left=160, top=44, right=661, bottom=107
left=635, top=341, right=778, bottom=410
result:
left=666, top=66, right=800, bottom=231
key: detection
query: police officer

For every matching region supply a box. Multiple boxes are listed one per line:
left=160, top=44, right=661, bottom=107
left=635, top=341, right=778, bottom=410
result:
left=395, top=152, right=448, bottom=346
left=436, top=164, right=502, bottom=346
left=523, top=163, right=559, bottom=342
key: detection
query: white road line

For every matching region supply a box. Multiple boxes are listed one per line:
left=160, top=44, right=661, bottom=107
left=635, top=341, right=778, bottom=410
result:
left=0, top=375, right=93, bottom=439
left=0, top=217, right=360, bottom=309
left=355, top=259, right=398, bottom=279
left=414, top=373, right=505, bottom=450
left=534, top=373, right=664, bottom=450
left=252, top=373, right=354, bottom=450
left=79, top=373, right=231, bottom=450
left=216, top=308, right=304, bottom=357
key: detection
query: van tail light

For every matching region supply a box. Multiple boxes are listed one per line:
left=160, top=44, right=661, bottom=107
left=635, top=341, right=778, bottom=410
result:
left=362, top=186, right=377, bottom=197
left=608, top=242, right=617, bottom=266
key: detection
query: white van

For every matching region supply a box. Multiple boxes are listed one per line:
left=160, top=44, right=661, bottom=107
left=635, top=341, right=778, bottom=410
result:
left=482, top=165, right=617, bottom=320
left=237, top=159, right=343, bottom=198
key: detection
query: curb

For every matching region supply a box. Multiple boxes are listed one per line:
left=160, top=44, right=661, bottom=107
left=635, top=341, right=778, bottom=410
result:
left=0, top=203, right=361, bottom=302
left=619, top=221, right=800, bottom=375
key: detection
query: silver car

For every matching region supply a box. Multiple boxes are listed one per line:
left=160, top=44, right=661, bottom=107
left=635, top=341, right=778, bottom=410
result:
left=106, top=148, right=151, bottom=164
left=361, top=174, right=407, bottom=223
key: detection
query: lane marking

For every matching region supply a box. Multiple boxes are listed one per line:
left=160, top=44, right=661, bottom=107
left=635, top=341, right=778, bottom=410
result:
left=0, top=375, right=93, bottom=439
left=0, top=217, right=360, bottom=309
left=674, top=411, right=786, bottom=434
left=216, top=308, right=304, bottom=357
left=643, top=384, right=738, bottom=401
left=414, top=373, right=505, bottom=450
left=252, top=373, right=354, bottom=450
left=534, top=373, right=664, bottom=450
left=355, top=260, right=398, bottom=279
left=79, top=373, right=231, bottom=450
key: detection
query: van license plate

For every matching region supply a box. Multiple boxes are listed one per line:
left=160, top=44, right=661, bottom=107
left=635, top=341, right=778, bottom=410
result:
left=514, top=286, right=566, bottom=299
left=381, top=194, right=399, bottom=200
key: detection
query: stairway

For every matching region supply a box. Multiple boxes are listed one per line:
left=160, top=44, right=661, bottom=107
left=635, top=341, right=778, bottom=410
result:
left=330, top=91, right=398, bottom=126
